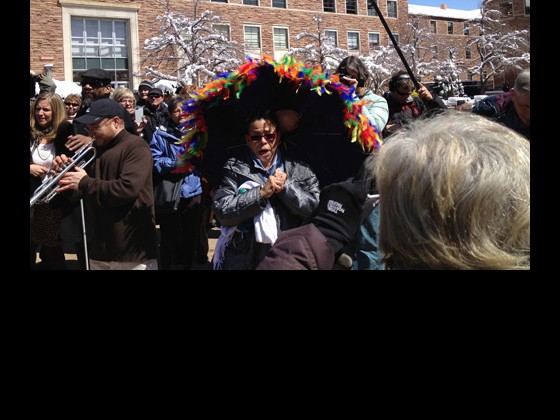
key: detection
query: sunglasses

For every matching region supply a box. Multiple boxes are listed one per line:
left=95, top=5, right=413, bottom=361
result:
left=249, top=133, right=277, bottom=142
left=64, top=102, right=80, bottom=107
left=148, top=94, right=162, bottom=98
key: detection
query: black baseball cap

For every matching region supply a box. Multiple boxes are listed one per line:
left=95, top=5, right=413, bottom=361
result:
left=75, top=98, right=125, bottom=125
left=148, top=88, right=164, bottom=97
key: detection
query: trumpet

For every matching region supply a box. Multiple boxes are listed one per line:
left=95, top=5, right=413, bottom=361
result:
left=30, top=140, right=97, bottom=207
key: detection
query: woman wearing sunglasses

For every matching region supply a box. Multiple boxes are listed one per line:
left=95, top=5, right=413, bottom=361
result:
left=63, top=94, right=82, bottom=123
left=212, top=109, right=320, bottom=270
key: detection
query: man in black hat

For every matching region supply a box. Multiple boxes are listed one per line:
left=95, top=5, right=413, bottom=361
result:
left=143, top=87, right=170, bottom=142
left=53, top=98, right=158, bottom=270
left=66, top=68, right=136, bottom=152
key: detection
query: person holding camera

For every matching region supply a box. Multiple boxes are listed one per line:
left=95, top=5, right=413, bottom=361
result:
left=335, top=56, right=388, bottom=134
left=382, top=70, right=447, bottom=137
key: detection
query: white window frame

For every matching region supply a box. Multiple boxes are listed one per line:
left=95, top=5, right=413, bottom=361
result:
left=431, top=45, right=438, bottom=58
left=367, top=0, right=379, bottom=17
left=387, top=33, right=399, bottom=45
left=60, top=1, right=140, bottom=87
left=273, top=26, right=289, bottom=51
left=323, top=0, right=336, bottom=13
left=387, top=1, right=398, bottom=18
left=430, top=20, right=437, bottom=33
left=347, top=31, right=360, bottom=52
left=368, top=32, right=380, bottom=52
left=463, top=22, right=470, bottom=35
left=325, top=30, right=338, bottom=47
left=244, top=24, right=262, bottom=54
left=243, top=0, right=259, bottom=6
left=346, top=0, right=358, bottom=15
left=499, top=1, right=513, bottom=18
left=447, top=21, right=453, bottom=34
left=213, top=23, right=231, bottom=41
left=272, top=0, right=287, bottom=8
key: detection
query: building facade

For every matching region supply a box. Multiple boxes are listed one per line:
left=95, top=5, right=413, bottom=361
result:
left=30, top=0, right=529, bottom=91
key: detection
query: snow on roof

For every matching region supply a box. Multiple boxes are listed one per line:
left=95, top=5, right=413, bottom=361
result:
left=408, top=4, right=481, bottom=20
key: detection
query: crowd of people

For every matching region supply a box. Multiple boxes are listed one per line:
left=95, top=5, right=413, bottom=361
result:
left=29, top=60, right=531, bottom=270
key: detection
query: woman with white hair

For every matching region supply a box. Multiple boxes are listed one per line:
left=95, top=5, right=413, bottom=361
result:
left=374, top=112, right=530, bottom=270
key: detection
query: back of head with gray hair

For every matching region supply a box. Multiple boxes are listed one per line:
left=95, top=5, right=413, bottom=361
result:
left=514, top=69, right=530, bottom=95
left=374, top=111, right=530, bottom=270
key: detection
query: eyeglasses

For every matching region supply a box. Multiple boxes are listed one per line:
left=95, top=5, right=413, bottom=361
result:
left=119, top=99, right=135, bottom=104
left=64, top=102, right=80, bottom=107
left=85, top=118, right=113, bottom=134
left=249, top=133, right=277, bottom=142
left=148, top=94, right=162, bottom=99
left=395, top=90, right=412, bottom=97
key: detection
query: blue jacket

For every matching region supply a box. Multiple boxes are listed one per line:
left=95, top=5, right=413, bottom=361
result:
left=149, top=128, right=202, bottom=198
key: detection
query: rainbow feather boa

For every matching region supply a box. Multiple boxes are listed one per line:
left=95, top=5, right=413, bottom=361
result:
left=175, top=55, right=382, bottom=173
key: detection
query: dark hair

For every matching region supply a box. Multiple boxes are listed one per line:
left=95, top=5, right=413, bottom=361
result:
left=389, top=71, right=413, bottom=92
left=243, top=109, right=279, bottom=134
left=336, top=56, right=369, bottom=87
left=167, top=95, right=186, bottom=113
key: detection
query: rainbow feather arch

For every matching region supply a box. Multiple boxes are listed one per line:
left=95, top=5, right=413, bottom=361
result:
left=174, top=54, right=382, bottom=174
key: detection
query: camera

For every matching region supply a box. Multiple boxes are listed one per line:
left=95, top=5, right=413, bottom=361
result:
left=339, top=66, right=365, bottom=87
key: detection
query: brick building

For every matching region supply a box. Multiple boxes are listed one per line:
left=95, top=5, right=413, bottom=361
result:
left=30, top=0, right=529, bottom=92
left=408, top=0, right=530, bottom=88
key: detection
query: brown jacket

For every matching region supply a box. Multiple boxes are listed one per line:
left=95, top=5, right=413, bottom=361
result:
left=79, top=129, right=158, bottom=262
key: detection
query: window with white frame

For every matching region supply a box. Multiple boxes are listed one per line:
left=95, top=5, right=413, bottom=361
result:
left=368, top=0, right=378, bottom=16
left=463, top=22, right=470, bottom=35
left=447, top=21, right=453, bottom=34
left=430, top=20, right=437, bottom=33
left=348, top=32, right=360, bottom=52
left=524, top=0, right=530, bottom=14
left=244, top=25, right=261, bottom=52
left=71, top=17, right=129, bottom=87
left=467, top=71, right=474, bottom=81
left=346, top=0, right=357, bottom=14
left=273, top=27, right=289, bottom=50
left=465, top=47, right=471, bottom=59
left=431, top=45, right=438, bottom=58
left=243, top=0, right=258, bottom=5
left=368, top=32, right=380, bottom=51
left=324, top=0, right=335, bottom=13
left=499, top=2, right=513, bottom=17
left=325, top=30, right=338, bottom=47
left=390, top=33, right=399, bottom=44
left=213, top=24, right=231, bottom=40
left=387, top=1, right=397, bottom=18
left=272, top=0, right=286, bottom=8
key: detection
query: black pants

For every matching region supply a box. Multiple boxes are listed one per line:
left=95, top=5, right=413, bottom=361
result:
left=157, top=195, right=203, bottom=270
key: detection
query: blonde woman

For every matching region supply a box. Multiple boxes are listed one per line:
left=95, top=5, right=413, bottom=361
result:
left=374, top=112, right=530, bottom=270
left=63, top=93, right=82, bottom=123
left=112, top=87, right=146, bottom=138
left=30, top=92, right=74, bottom=269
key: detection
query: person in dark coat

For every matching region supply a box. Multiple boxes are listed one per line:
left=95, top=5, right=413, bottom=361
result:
left=212, top=109, right=320, bottom=270
left=382, top=70, right=447, bottom=137
left=472, top=69, right=530, bottom=140
left=53, top=99, right=158, bottom=269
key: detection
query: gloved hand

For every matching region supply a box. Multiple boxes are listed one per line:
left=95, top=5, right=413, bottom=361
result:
left=310, top=179, right=368, bottom=256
